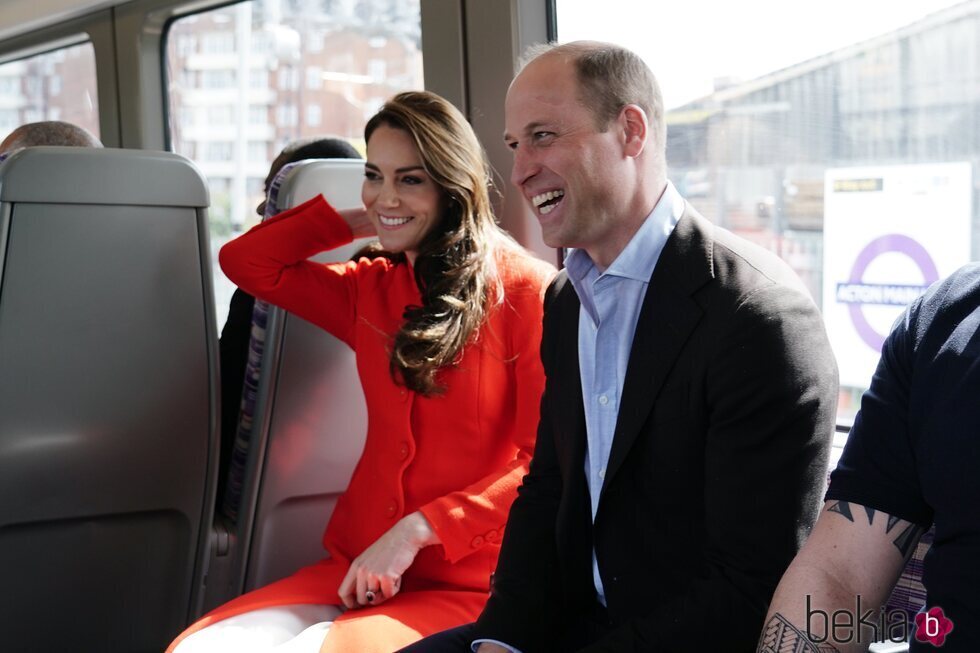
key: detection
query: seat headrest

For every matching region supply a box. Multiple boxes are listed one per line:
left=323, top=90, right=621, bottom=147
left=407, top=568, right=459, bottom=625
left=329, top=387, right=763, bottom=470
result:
left=0, top=147, right=209, bottom=207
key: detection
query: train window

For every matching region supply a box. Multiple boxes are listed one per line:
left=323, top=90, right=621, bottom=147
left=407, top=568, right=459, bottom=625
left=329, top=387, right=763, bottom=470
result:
left=0, top=42, right=100, bottom=144
left=164, top=0, right=423, bottom=327
left=555, top=0, right=980, bottom=435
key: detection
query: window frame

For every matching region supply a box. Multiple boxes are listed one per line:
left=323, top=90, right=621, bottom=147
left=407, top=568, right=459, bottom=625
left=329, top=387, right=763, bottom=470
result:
left=0, top=12, right=118, bottom=146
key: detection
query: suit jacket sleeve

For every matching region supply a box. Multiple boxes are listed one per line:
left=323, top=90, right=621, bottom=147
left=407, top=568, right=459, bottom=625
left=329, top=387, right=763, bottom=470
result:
left=472, top=276, right=567, bottom=652
left=581, top=282, right=838, bottom=652
left=218, top=194, right=360, bottom=347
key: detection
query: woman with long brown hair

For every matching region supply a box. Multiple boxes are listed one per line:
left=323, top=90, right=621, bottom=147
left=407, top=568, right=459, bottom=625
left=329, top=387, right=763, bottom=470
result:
left=168, top=91, right=554, bottom=653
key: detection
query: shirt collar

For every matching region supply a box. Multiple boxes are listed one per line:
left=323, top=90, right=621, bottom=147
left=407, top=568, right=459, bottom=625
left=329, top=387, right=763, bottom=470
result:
left=564, top=180, right=685, bottom=284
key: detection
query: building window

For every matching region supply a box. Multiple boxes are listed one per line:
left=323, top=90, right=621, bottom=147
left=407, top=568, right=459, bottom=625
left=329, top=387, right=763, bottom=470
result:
left=207, top=106, right=233, bottom=124
left=278, top=68, right=300, bottom=91
left=306, top=67, right=323, bottom=90
left=0, top=41, right=99, bottom=146
left=276, top=105, right=298, bottom=127
left=177, top=35, right=197, bottom=57
left=368, top=59, right=386, bottom=82
left=0, top=109, right=18, bottom=134
left=165, top=0, right=423, bottom=327
left=248, top=141, right=267, bottom=161
left=205, top=142, right=233, bottom=160
left=202, top=32, right=235, bottom=54
left=249, top=106, right=267, bottom=124
left=202, top=70, right=235, bottom=89
left=307, top=32, right=325, bottom=52
left=307, top=105, right=321, bottom=126
left=249, top=70, right=267, bottom=89
left=0, top=76, right=18, bottom=95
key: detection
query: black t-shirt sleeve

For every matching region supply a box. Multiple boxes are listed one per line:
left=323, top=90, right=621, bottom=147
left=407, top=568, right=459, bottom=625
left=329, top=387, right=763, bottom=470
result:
left=825, top=304, right=933, bottom=528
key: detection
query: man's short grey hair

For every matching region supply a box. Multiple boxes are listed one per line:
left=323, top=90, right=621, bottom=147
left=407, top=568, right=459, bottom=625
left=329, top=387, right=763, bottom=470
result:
left=518, top=41, right=666, bottom=153
left=0, top=121, right=103, bottom=153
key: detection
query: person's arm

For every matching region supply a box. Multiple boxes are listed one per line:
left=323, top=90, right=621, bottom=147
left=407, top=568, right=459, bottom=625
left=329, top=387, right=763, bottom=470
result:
left=471, top=275, right=567, bottom=652
left=758, top=501, right=924, bottom=652
left=337, top=510, right=441, bottom=608
left=760, top=294, right=932, bottom=652
left=581, top=282, right=839, bottom=652
left=337, top=266, right=554, bottom=610
left=218, top=194, right=371, bottom=345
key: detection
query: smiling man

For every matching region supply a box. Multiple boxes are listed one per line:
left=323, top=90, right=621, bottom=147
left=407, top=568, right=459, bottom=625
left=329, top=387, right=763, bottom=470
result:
left=403, top=41, right=839, bottom=653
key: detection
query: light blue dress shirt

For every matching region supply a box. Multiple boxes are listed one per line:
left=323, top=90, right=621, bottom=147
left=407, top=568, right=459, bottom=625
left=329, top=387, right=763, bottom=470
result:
left=564, top=180, right=683, bottom=606
left=472, top=182, right=683, bottom=653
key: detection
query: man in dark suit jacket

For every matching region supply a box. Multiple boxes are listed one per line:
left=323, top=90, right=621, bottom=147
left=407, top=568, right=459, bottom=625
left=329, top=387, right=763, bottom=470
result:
left=402, top=41, right=838, bottom=653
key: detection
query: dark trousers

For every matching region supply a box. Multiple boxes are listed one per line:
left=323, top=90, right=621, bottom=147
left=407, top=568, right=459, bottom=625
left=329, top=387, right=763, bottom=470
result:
left=397, top=623, right=475, bottom=652
left=398, top=602, right=613, bottom=653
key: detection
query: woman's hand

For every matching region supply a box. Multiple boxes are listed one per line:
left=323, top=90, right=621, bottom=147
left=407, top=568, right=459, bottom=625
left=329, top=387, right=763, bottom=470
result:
left=338, top=206, right=375, bottom=239
left=337, top=511, right=440, bottom=609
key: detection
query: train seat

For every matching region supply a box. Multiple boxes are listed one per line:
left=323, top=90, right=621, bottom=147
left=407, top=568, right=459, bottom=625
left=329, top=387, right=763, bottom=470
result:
left=201, top=158, right=369, bottom=613
left=218, top=159, right=305, bottom=524
left=0, top=147, right=218, bottom=652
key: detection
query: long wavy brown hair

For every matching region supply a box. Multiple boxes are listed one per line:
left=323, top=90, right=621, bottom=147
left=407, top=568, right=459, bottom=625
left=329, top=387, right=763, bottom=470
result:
left=363, top=91, right=516, bottom=396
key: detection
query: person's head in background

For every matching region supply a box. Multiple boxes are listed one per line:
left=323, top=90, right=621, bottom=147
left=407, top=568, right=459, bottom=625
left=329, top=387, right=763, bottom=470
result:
left=0, top=121, right=103, bottom=157
left=361, top=90, right=516, bottom=395
left=256, top=136, right=361, bottom=217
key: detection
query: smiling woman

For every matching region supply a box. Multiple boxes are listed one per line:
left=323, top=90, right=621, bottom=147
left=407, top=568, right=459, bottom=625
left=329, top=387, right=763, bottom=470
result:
left=361, top=125, right=441, bottom=264
left=0, top=5, right=555, bottom=653
left=166, top=89, right=556, bottom=653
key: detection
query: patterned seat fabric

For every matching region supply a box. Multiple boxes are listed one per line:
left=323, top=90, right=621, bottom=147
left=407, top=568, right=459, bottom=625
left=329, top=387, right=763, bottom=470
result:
left=885, top=526, right=934, bottom=627
left=221, top=161, right=305, bottom=522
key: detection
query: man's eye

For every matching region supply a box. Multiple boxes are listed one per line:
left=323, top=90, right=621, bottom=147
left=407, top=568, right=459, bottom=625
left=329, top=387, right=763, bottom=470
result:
left=533, top=131, right=554, bottom=141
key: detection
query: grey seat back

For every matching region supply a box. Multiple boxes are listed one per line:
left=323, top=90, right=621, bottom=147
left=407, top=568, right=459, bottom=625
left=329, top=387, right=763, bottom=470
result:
left=202, top=159, right=368, bottom=610
left=0, top=147, right=218, bottom=652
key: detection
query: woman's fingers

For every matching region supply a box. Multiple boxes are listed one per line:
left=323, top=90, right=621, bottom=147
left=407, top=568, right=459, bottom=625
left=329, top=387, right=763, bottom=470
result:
left=336, top=513, right=433, bottom=609
left=337, top=566, right=356, bottom=609
left=378, top=573, right=400, bottom=602
left=355, top=565, right=371, bottom=606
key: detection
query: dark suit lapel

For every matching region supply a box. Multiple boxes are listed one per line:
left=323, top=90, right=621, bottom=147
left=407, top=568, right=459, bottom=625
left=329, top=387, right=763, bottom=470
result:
left=551, top=279, right=588, bottom=478
left=600, top=206, right=714, bottom=496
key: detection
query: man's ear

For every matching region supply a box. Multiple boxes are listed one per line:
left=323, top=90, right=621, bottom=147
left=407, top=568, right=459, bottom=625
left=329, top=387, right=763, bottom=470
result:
left=620, top=104, right=648, bottom=158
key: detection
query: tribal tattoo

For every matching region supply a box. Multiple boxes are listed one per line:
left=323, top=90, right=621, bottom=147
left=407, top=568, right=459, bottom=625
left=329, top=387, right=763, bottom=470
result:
left=825, top=501, right=924, bottom=558
left=757, top=614, right=841, bottom=653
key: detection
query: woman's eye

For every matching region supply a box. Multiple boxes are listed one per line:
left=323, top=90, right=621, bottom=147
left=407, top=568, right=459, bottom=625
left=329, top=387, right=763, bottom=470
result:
left=364, top=170, right=380, bottom=181
left=401, top=175, right=423, bottom=185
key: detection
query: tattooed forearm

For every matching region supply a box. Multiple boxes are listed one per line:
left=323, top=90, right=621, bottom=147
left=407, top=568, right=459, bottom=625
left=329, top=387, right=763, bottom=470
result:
left=757, top=614, right=841, bottom=653
left=825, top=501, right=924, bottom=558
left=892, top=522, right=923, bottom=558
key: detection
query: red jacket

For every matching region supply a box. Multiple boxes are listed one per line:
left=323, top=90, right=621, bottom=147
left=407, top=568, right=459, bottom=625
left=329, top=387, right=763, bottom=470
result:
left=169, top=195, right=554, bottom=652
